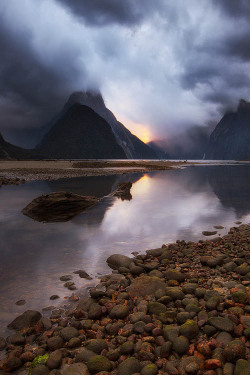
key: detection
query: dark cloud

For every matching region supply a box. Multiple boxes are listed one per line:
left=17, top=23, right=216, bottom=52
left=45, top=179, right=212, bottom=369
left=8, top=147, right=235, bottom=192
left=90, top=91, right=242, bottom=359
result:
left=0, top=0, right=250, bottom=147
left=56, top=0, right=143, bottom=26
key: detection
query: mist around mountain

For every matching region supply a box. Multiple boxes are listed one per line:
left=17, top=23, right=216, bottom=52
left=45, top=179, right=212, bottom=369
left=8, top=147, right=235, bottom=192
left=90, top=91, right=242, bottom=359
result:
left=148, top=125, right=212, bottom=160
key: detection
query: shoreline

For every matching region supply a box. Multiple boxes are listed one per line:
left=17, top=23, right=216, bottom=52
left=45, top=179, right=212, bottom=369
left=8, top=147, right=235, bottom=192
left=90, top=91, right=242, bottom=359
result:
left=0, top=159, right=248, bottom=183
left=0, top=224, right=250, bottom=374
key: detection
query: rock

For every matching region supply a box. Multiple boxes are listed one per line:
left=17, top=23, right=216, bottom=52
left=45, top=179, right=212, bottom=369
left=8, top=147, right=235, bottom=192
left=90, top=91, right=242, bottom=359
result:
left=16, top=299, right=26, bottom=305
left=0, top=337, right=6, bottom=350
left=22, top=191, right=99, bottom=222
left=179, top=320, right=199, bottom=340
left=62, top=363, right=89, bottom=375
left=173, top=336, right=189, bottom=354
left=47, top=336, right=64, bottom=351
left=232, top=291, right=248, bottom=304
left=60, top=275, right=72, bottom=281
left=118, top=357, right=140, bottom=375
left=127, top=275, right=166, bottom=297
left=202, top=231, right=217, bottom=236
left=47, top=350, right=63, bottom=370
left=86, top=356, right=112, bottom=374
left=32, top=365, right=49, bottom=375
left=148, top=301, right=167, bottom=315
left=222, top=362, right=234, bottom=375
left=146, top=248, right=164, bottom=257
left=8, top=310, right=41, bottom=330
left=163, top=325, right=179, bottom=342
left=109, top=304, right=129, bottom=319
left=165, top=287, right=185, bottom=300
left=223, top=339, right=246, bottom=362
left=208, top=317, right=234, bottom=332
left=74, top=270, right=90, bottom=278
left=234, top=359, right=250, bottom=375
left=9, top=333, right=25, bottom=345
left=112, top=182, right=133, bottom=201
left=240, top=315, right=250, bottom=329
left=129, top=312, right=146, bottom=323
left=216, top=332, right=233, bottom=347
left=141, top=364, right=158, bottom=375
left=60, top=327, right=79, bottom=341
left=68, top=337, right=81, bottom=348
left=165, top=270, right=186, bottom=282
left=88, top=303, right=102, bottom=320
left=119, top=341, right=134, bottom=354
left=86, top=339, right=108, bottom=354
left=106, top=254, right=133, bottom=270
left=75, top=348, right=96, bottom=363
left=40, top=317, right=52, bottom=330
left=160, top=341, right=172, bottom=358
left=4, top=357, right=22, bottom=372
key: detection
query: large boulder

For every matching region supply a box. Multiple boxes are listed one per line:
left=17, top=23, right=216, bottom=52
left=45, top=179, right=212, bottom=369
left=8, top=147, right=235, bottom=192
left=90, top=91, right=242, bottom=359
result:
left=106, top=254, right=133, bottom=270
left=127, top=275, right=166, bottom=297
left=22, top=191, right=99, bottom=222
left=8, top=310, right=41, bottom=331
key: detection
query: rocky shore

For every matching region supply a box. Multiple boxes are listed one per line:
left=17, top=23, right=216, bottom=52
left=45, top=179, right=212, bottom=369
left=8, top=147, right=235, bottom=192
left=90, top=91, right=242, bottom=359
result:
left=0, top=224, right=250, bottom=375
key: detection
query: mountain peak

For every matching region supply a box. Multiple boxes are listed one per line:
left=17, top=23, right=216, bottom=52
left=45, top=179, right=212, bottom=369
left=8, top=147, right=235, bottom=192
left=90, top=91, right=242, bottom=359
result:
left=237, top=99, right=250, bottom=112
left=64, top=90, right=105, bottom=112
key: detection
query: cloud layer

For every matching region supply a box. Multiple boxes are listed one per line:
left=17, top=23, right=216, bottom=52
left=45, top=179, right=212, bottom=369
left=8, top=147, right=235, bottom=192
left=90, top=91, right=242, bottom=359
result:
left=0, top=0, right=250, bottom=146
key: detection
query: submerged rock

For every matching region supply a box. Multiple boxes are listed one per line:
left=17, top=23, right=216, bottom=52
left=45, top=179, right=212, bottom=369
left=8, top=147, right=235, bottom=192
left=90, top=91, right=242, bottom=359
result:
left=22, top=191, right=99, bottom=222
left=112, top=182, right=132, bottom=201
left=8, top=310, right=41, bottom=331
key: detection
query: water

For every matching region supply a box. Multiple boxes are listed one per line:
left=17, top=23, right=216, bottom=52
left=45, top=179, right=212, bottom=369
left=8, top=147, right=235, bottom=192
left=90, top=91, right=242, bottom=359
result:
left=0, top=165, right=250, bottom=336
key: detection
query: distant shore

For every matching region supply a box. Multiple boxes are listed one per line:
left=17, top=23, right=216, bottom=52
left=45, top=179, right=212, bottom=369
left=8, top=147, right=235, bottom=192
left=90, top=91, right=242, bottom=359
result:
left=0, top=160, right=186, bottom=182
left=0, top=159, right=247, bottom=183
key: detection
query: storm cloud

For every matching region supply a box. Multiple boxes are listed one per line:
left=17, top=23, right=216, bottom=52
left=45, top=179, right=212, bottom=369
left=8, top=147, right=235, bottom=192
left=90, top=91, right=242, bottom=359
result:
left=0, top=0, right=250, bottom=147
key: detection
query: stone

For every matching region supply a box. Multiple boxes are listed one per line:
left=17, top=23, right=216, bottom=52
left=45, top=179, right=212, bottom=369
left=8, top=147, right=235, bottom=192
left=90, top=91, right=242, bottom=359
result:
left=119, top=341, right=134, bottom=354
left=234, top=359, right=250, bottom=375
left=62, top=363, right=88, bottom=375
left=232, top=291, right=248, bottom=304
left=165, top=287, right=185, bottom=300
left=87, top=355, right=112, bottom=374
left=148, top=301, right=167, bottom=315
left=222, top=362, right=234, bottom=375
left=47, top=336, right=64, bottom=351
left=127, top=275, right=166, bottom=297
left=223, top=339, right=246, bottom=362
left=173, top=336, right=189, bottom=354
left=60, top=327, right=79, bottom=341
left=165, top=270, right=186, bottom=282
left=88, top=303, right=102, bottom=319
left=208, top=317, right=234, bottom=332
left=8, top=310, right=41, bottom=330
left=0, top=337, right=6, bottom=350
left=216, top=332, right=233, bottom=347
left=47, top=350, right=63, bottom=370
left=109, top=304, right=129, bottom=319
left=118, top=357, right=140, bottom=375
left=9, top=333, right=25, bottom=345
left=106, top=254, right=133, bottom=270
left=23, top=191, right=99, bottom=222
left=75, top=348, right=96, bottom=363
left=32, top=365, right=49, bottom=375
left=86, top=339, right=108, bottom=354
left=179, top=320, right=199, bottom=340
left=4, top=357, right=22, bottom=372
left=141, top=364, right=158, bottom=375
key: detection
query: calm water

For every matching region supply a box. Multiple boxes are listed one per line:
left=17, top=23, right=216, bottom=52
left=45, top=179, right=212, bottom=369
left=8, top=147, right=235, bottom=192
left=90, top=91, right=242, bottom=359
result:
left=0, top=165, right=250, bottom=336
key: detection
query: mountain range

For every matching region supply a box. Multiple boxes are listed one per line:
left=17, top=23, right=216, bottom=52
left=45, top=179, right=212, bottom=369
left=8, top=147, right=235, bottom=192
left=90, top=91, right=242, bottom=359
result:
left=0, top=94, right=249, bottom=160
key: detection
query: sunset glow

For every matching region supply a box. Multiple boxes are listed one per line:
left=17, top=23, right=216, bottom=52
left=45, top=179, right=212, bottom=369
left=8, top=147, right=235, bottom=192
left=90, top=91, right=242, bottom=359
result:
left=119, top=117, right=153, bottom=143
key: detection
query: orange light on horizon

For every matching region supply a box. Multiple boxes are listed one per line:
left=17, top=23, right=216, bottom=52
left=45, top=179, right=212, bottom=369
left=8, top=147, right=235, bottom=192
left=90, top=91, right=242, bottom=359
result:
left=119, top=117, right=153, bottom=144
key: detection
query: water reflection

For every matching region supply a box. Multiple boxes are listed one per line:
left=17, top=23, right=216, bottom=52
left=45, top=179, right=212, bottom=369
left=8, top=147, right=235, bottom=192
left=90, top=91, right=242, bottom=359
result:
left=0, top=165, right=250, bottom=335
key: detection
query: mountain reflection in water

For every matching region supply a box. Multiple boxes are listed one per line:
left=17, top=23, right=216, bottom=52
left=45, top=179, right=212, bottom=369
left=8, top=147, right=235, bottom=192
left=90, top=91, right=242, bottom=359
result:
left=0, top=165, right=250, bottom=335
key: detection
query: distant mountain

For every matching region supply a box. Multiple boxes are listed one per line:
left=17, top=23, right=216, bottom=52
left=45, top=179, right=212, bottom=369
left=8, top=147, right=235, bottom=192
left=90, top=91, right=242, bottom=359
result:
left=149, top=125, right=211, bottom=160
left=205, top=99, right=250, bottom=160
left=56, top=91, right=157, bottom=159
left=147, top=141, right=170, bottom=159
left=36, top=104, right=126, bottom=159
left=0, top=132, right=42, bottom=160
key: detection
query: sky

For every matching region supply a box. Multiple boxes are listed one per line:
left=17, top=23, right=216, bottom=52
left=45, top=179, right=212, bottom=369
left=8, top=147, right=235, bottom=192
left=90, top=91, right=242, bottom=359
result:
left=1, top=0, right=250, bottom=147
